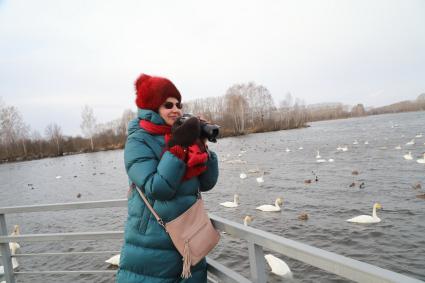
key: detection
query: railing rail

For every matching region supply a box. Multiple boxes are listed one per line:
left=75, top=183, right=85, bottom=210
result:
left=0, top=199, right=128, bottom=214
left=1, top=199, right=424, bottom=283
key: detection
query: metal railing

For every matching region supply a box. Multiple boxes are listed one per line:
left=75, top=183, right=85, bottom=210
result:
left=0, top=199, right=423, bottom=283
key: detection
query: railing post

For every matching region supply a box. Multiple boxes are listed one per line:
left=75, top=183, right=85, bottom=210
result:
left=0, top=214, right=16, bottom=283
left=247, top=241, right=267, bottom=283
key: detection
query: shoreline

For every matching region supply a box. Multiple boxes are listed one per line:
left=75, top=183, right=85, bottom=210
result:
left=1, top=110, right=423, bottom=165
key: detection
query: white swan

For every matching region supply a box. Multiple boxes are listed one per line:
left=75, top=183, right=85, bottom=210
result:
left=256, top=176, right=264, bottom=184
left=316, top=159, right=326, bottom=163
left=0, top=225, right=21, bottom=256
left=223, top=215, right=253, bottom=235
left=256, top=198, right=283, bottom=212
left=415, top=133, right=423, bottom=138
left=256, top=173, right=265, bottom=185
left=243, top=215, right=253, bottom=226
left=353, top=140, right=359, bottom=145
left=11, top=224, right=20, bottom=236
left=239, top=173, right=247, bottom=179
left=403, top=152, right=413, bottom=160
left=328, top=158, right=335, bottom=162
left=9, top=224, right=21, bottom=253
left=341, top=146, right=348, bottom=152
left=105, top=254, right=120, bottom=266
left=406, top=139, right=415, bottom=145
left=220, top=194, right=239, bottom=208
left=417, top=153, right=425, bottom=164
left=394, top=145, right=401, bottom=150
left=0, top=229, right=20, bottom=275
left=298, top=146, right=303, bottom=150
left=364, top=141, right=369, bottom=145
left=315, top=151, right=321, bottom=159
left=285, top=148, right=291, bottom=152
left=346, top=203, right=382, bottom=224
left=264, top=254, right=292, bottom=278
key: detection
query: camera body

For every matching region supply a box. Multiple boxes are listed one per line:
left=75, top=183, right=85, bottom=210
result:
left=177, top=114, right=220, bottom=143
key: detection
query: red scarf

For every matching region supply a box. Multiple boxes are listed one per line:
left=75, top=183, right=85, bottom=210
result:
left=139, top=120, right=172, bottom=135
left=139, top=120, right=208, bottom=180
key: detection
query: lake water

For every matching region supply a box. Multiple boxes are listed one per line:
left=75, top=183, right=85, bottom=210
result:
left=1, top=111, right=424, bottom=282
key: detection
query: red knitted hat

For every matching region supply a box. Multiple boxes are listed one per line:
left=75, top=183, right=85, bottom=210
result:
left=135, top=74, right=181, bottom=111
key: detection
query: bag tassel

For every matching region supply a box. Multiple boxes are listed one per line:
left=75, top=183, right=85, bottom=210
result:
left=181, top=240, right=192, bottom=279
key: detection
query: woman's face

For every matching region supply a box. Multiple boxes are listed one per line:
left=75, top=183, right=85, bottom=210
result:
left=158, top=97, right=183, bottom=126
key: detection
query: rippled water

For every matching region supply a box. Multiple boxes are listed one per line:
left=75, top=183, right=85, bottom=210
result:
left=1, top=111, right=425, bottom=283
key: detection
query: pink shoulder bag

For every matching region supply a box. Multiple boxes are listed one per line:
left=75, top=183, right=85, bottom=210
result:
left=133, top=184, right=220, bottom=279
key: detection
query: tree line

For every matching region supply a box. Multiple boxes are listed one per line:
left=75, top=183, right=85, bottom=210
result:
left=0, top=97, right=135, bottom=163
left=1, top=88, right=424, bottom=163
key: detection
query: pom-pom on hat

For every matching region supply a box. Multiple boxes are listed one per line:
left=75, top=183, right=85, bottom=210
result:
left=135, top=74, right=181, bottom=111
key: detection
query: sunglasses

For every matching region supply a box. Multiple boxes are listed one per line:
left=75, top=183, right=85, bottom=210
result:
left=163, top=101, right=183, bottom=110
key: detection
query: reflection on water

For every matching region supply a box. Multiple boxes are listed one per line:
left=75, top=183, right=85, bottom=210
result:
left=1, top=111, right=425, bottom=282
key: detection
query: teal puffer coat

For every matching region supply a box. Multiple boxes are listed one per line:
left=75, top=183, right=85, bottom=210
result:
left=116, top=109, right=219, bottom=283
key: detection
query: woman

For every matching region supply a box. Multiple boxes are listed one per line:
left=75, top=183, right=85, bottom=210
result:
left=116, top=74, right=219, bottom=283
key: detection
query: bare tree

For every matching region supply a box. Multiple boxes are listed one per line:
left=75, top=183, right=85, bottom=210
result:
left=184, top=97, right=224, bottom=122
left=31, top=130, right=44, bottom=157
left=351, top=104, right=366, bottom=117
left=224, top=87, right=248, bottom=134
left=0, top=105, right=29, bottom=157
left=223, top=82, right=277, bottom=131
left=243, top=82, right=275, bottom=126
left=16, top=121, right=30, bottom=157
left=80, top=105, right=97, bottom=151
left=0, top=98, right=5, bottom=157
left=0, top=106, right=18, bottom=147
left=120, top=109, right=136, bottom=136
left=279, top=92, right=294, bottom=109
left=45, top=123, right=63, bottom=156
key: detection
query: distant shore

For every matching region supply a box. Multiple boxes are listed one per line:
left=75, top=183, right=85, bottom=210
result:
left=2, top=109, right=424, bottom=165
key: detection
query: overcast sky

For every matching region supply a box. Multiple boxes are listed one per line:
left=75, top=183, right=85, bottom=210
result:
left=0, top=0, right=424, bottom=136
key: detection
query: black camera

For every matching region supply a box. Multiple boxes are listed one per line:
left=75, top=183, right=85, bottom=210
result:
left=178, top=114, right=220, bottom=143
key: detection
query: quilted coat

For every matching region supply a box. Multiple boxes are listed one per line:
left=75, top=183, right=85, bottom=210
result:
left=116, top=109, right=219, bottom=283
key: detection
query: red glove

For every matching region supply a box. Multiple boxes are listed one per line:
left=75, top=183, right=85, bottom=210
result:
left=168, top=145, right=187, bottom=160
left=183, top=165, right=207, bottom=180
left=186, top=144, right=208, bottom=167
left=182, top=143, right=209, bottom=180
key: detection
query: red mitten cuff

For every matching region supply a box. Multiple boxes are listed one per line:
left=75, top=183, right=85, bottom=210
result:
left=186, top=144, right=209, bottom=167
left=168, top=145, right=187, bottom=160
left=183, top=165, right=207, bottom=181
left=187, top=151, right=208, bottom=167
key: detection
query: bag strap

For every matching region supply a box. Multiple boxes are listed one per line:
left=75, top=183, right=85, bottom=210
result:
left=131, top=183, right=166, bottom=229
left=131, top=183, right=202, bottom=229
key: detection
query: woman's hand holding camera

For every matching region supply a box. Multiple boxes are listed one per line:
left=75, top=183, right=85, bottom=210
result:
left=168, top=116, right=200, bottom=148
